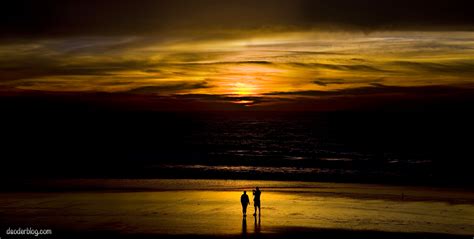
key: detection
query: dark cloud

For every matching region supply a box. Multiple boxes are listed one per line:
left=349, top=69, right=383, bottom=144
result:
left=313, top=79, right=343, bottom=86
left=2, top=0, right=474, bottom=38
left=313, top=78, right=353, bottom=86
left=175, top=93, right=265, bottom=103
left=313, top=78, right=384, bottom=86
left=291, top=62, right=388, bottom=73
left=174, top=61, right=273, bottom=66
left=265, top=84, right=474, bottom=97
left=126, top=82, right=210, bottom=94
left=391, top=60, right=474, bottom=75
left=0, top=57, right=153, bottom=82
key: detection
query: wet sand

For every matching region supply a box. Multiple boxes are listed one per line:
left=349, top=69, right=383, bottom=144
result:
left=0, top=179, right=473, bottom=238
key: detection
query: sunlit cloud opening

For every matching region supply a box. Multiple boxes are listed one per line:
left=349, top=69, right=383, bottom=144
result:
left=232, top=100, right=255, bottom=106
left=231, top=82, right=258, bottom=95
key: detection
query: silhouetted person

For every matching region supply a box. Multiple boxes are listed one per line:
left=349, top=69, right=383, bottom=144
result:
left=241, top=191, right=250, bottom=216
left=252, top=187, right=261, bottom=216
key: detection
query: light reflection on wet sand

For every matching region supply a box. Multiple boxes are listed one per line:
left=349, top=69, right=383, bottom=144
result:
left=0, top=179, right=473, bottom=236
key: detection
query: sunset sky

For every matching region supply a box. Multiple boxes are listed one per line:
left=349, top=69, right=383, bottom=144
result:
left=1, top=0, right=474, bottom=110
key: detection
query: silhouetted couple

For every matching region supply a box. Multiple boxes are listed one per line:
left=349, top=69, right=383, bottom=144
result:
left=241, top=187, right=261, bottom=217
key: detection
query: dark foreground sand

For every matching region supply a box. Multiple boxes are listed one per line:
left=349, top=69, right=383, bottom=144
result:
left=0, top=179, right=473, bottom=239
left=49, top=228, right=471, bottom=239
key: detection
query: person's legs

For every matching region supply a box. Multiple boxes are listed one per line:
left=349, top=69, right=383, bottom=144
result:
left=242, top=204, right=247, bottom=215
left=254, top=201, right=260, bottom=215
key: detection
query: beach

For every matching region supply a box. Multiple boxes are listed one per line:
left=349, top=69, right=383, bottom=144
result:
left=0, top=179, right=473, bottom=238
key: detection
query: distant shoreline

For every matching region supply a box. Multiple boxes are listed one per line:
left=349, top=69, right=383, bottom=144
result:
left=2, top=174, right=473, bottom=191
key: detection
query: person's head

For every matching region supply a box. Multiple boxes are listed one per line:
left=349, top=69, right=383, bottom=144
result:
left=256, top=187, right=259, bottom=191
left=243, top=191, right=247, bottom=194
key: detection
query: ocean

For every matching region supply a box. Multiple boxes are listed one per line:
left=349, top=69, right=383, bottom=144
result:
left=1, top=110, right=473, bottom=185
